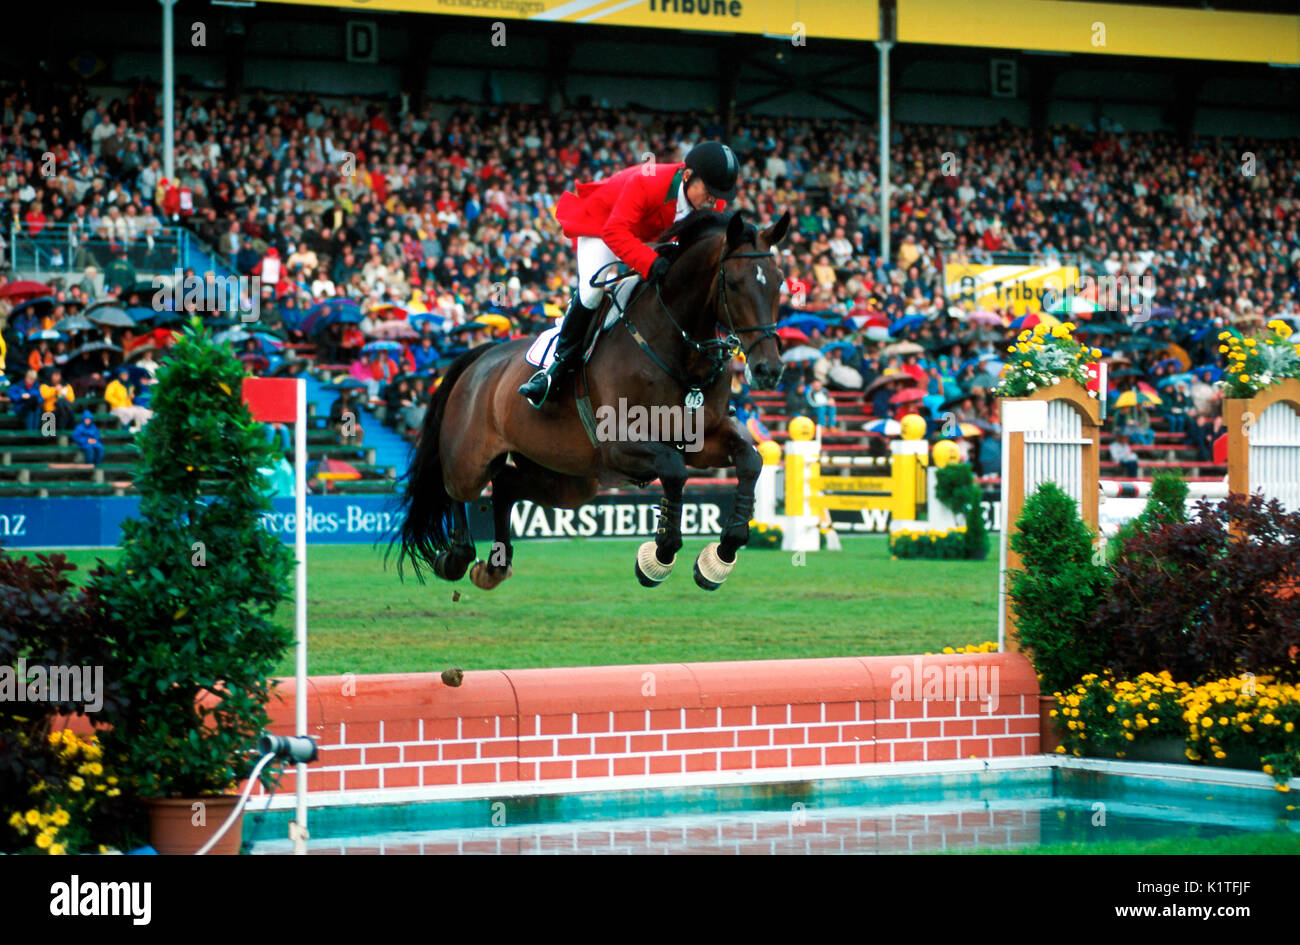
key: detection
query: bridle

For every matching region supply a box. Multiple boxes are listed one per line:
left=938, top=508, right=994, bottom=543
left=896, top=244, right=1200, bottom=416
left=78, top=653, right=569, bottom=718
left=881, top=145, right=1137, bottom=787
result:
left=616, top=244, right=781, bottom=398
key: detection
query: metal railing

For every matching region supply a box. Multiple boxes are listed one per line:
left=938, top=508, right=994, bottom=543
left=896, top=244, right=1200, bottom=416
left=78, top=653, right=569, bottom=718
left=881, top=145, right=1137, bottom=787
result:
left=6, top=221, right=235, bottom=281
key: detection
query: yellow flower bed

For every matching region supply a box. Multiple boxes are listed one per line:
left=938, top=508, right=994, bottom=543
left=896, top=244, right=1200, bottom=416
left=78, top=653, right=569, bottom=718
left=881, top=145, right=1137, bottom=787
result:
left=1218, top=322, right=1300, bottom=398
left=995, top=321, right=1094, bottom=398
left=3, top=729, right=121, bottom=855
left=1053, top=671, right=1300, bottom=787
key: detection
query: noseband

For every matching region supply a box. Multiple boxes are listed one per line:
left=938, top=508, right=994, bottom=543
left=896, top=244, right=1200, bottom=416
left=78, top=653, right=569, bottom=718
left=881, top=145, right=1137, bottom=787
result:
left=620, top=247, right=780, bottom=400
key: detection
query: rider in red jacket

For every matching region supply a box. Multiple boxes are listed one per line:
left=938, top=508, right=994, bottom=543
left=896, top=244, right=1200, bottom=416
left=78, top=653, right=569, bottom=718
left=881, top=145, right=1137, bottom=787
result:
left=518, top=141, right=741, bottom=407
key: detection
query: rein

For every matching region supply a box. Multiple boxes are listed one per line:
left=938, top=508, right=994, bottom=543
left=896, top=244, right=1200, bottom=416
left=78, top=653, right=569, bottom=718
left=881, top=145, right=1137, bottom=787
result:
left=610, top=246, right=779, bottom=404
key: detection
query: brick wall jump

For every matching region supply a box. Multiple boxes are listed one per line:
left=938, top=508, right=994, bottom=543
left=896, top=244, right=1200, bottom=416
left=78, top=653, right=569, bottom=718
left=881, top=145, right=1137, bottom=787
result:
left=259, top=653, right=1039, bottom=798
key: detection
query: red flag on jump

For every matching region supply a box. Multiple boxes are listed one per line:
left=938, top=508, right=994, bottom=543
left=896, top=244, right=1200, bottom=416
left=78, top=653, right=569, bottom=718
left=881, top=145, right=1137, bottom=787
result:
left=242, top=377, right=299, bottom=424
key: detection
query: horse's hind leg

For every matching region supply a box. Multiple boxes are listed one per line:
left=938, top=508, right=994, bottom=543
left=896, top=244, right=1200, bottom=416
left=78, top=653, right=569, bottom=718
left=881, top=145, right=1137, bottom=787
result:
left=471, top=464, right=523, bottom=591
left=471, top=456, right=598, bottom=589
left=433, top=501, right=476, bottom=582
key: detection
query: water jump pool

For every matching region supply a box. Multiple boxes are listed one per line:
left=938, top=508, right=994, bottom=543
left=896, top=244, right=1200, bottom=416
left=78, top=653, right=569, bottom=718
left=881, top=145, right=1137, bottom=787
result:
left=246, top=757, right=1300, bottom=855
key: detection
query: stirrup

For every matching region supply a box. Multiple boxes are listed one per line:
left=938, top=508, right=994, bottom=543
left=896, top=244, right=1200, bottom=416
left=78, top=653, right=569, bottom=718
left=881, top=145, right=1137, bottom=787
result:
left=519, top=369, right=554, bottom=408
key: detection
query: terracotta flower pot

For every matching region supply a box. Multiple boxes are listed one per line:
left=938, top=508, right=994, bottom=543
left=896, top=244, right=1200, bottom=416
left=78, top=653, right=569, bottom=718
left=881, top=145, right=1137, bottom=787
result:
left=146, top=795, right=243, bottom=855
left=1039, top=694, right=1062, bottom=754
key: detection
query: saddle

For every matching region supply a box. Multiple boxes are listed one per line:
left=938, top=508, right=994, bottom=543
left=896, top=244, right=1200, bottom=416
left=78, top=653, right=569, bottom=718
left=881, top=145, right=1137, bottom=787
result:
left=522, top=273, right=644, bottom=370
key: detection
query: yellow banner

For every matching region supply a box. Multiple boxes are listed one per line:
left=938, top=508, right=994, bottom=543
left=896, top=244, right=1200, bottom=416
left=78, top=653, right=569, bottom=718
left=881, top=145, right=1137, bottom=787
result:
left=263, top=0, right=877, bottom=40
left=899, top=0, right=1300, bottom=64
left=945, top=262, right=1079, bottom=317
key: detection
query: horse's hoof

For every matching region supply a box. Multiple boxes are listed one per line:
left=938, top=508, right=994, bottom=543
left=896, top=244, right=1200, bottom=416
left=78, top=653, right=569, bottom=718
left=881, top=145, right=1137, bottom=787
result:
left=434, top=551, right=471, bottom=582
left=634, top=540, right=675, bottom=587
left=693, top=542, right=735, bottom=591
left=470, top=560, right=512, bottom=590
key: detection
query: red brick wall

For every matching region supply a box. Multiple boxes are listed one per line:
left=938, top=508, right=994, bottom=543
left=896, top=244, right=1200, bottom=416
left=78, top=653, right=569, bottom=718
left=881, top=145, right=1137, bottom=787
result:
left=258, top=653, right=1039, bottom=797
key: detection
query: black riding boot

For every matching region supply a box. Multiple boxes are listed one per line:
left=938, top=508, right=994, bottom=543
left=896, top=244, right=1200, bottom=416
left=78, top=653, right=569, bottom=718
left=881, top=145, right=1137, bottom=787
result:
left=518, top=296, right=596, bottom=407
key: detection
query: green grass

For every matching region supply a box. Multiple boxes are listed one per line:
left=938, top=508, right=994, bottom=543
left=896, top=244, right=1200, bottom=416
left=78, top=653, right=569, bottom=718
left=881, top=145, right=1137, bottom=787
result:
left=48, top=535, right=998, bottom=675
left=954, top=831, right=1300, bottom=855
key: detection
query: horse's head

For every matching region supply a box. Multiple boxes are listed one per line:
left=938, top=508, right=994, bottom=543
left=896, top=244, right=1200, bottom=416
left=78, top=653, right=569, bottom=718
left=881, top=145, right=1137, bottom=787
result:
left=717, top=209, right=790, bottom=390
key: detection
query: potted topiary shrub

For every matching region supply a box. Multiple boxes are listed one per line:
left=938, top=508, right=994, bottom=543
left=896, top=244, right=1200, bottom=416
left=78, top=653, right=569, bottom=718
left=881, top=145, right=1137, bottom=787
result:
left=1007, top=482, right=1110, bottom=752
left=93, top=321, right=294, bottom=854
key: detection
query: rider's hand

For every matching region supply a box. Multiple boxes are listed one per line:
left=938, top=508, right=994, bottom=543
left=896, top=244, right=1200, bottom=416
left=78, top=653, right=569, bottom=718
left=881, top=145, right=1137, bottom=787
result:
left=648, top=256, right=671, bottom=284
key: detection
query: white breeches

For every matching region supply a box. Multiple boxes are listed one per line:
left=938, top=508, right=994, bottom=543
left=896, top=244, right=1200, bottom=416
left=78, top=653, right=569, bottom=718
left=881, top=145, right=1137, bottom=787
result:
left=575, top=236, right=620, bottom=310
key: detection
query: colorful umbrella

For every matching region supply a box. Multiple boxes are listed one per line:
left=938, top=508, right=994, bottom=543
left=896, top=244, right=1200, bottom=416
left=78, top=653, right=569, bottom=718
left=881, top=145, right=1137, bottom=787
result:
left=778, top=314, right=830, bottom=335
left=0, top=280, right=53, bottom=300
left=369, top=320, right=419, bottom=340
left=1008, top=312, right=1061, bottom=333
left=367, top=303, right=408, bottom=321
left=864, top=372, right=919, bottom=396
left=889, top=387, right=925, bottom=405
left=780, top=345, right=821, bottom=363
left=54, top=315, right=95, bottom=333
left=864, top=418, right=901, bottom=436
left=776, top=327, right=810, bottom=344
left=1044, top=296, right=1097, bottom=316
left=361, top=340, right=404, bottom=357
left=1113, top=389, right=1162, bottom=409
left=889, top=315, right=926, bottom=336
left=477, top=313, right=513, bottom=335
left=313, top=458, right=362, bottom=481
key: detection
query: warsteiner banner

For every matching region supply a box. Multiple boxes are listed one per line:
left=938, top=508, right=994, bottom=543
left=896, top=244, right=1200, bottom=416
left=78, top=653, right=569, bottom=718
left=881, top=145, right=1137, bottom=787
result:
left=260, top=0, right=877, bottom=40
left=944, top=262, right=1079, bottom=318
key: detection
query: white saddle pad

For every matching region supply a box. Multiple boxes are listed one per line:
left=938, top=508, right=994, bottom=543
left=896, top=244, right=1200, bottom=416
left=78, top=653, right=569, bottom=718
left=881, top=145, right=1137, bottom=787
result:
left=525, top=325, right=562, bottom=368
left=523, top=275, right=642, bottom=369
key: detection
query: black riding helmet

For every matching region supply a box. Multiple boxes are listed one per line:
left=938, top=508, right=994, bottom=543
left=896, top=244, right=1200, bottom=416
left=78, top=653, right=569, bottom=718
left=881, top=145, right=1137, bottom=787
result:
left=684, top=141, right=739, bottom=202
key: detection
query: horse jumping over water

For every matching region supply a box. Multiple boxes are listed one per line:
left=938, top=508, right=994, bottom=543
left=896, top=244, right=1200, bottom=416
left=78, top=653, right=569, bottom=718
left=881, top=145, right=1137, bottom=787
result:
left=394, top=207, right=790, bottom=591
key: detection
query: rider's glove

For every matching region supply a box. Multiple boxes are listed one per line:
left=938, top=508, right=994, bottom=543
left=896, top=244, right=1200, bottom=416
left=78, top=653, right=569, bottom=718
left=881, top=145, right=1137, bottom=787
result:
left=648, top=256, right=671, bottom=284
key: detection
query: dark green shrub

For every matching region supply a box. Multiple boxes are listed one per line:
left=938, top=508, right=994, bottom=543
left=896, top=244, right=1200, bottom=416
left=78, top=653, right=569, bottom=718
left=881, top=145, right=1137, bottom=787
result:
left=1008, top=482, right=1111, bottom=694
left=1108, top=470, right=1189, bottom=562
left=934, top=462, right=989, bottom=560
left=93, top=321, right=294, bottom=800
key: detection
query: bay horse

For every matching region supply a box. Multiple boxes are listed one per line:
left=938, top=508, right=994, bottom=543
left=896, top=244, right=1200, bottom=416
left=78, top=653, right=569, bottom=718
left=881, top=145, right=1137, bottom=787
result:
left=394, top=208, right=790, bottom=591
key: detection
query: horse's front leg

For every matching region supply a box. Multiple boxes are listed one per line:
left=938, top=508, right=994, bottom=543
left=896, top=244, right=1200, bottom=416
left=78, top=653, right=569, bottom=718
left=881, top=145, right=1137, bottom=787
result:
left=690, top=418, right=759, bottom=590
left=608, top=441, right=688, bottom=587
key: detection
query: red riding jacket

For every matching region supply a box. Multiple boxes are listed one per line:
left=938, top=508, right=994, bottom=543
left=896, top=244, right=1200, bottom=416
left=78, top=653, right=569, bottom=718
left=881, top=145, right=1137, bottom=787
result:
left=553, top=161, right=725, bottom=279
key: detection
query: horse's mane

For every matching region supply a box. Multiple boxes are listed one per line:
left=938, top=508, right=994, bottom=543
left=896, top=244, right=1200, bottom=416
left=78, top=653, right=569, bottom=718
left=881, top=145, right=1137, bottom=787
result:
left=656, top=209, right=759, bottom=253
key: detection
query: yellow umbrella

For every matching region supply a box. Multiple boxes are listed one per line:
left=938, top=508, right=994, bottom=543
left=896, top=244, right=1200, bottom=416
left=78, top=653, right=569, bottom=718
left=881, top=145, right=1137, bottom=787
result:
left=1114, top=389, right=1162, bottom=409
left=477, top=313, right=513, bottom=335
left=543, top=302, right=565, bottom=320
left=1158, top=343, right=1191, bottom=371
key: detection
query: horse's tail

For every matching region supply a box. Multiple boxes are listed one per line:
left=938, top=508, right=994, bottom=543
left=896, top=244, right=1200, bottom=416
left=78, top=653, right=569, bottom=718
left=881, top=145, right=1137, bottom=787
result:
left=392, top=342, right=498, bottom=580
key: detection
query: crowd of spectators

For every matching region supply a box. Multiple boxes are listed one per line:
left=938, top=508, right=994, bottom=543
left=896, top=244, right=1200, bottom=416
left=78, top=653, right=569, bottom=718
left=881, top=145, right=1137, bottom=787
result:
left=2, top=78, right=1299, bottom=476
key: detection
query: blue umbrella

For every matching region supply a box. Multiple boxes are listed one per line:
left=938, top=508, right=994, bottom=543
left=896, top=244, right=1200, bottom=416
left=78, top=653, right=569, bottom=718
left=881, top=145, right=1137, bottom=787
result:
left=889, top=315, right=925, bottom=336
left=1191, top=325, right=1218, bottom=341
left=1156, top=372, right=1194, bottom=389
left=26, top=329, right=63, bottom=341
left=215, top=328, right=253, bottom=346
left=327, top=377, right=368, bottom=390
left=820, top=340, right=857, bottom=357
left=301, top=298, right=361, bottom=336
left=125, top=306, right=160, bottom=324
left=361, top=340, right=404, bottom=357
left=778, top=314, right=830, bottom=335
left=9, top=295, right=55, bottom=317
left=408, top=310, right=446, bottom=330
